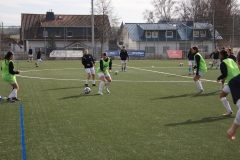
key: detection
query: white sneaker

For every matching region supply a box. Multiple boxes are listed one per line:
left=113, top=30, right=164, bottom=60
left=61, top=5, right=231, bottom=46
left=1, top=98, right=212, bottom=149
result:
left=198, top=89, right=204, bottom=93
left=223, top=111, right=233, bottom=116
left=98, top=91, right=103, bottom=95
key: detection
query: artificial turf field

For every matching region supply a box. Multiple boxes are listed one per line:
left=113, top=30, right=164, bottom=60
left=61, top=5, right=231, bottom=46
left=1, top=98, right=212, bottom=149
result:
left=0, top=59, right=240, bottom=160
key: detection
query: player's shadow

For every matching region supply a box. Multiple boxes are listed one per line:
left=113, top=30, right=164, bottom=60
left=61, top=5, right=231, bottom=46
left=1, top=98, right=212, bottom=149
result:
left=151, top=91, right=220, bottom=100
left=44, top=86, right=85, bottom=91
left=60, top=93, right=99, bottom=100
left=165, top=116, right=234, bottom=126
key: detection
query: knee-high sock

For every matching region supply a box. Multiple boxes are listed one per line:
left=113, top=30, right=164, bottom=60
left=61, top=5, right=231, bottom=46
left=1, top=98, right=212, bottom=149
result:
left=8, top=89, right=17, bottom=98
left=196, top=80, right=203, bottom=90
left=85, top=79, right=89, bottom=84
left=234, top=100, right=240, bottom=125
left=188, top=68, right=192, bottom=73
left=105, top=81, right=111, bottom=88
left=221, top=97, right=232, bottom=113
left=99, top=81, right=105, bottom=92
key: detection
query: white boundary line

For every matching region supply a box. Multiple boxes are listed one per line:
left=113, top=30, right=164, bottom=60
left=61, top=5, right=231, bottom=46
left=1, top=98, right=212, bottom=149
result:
left=17, top=65, right=216, bottom=83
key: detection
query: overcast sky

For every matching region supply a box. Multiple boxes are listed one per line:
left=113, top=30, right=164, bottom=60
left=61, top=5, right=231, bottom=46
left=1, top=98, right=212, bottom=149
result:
left=0, top=0, right=159, bottom=26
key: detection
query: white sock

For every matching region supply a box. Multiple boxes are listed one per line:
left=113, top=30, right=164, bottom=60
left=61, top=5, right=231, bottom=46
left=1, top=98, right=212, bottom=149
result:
left=99, top=81, right=105, bottom=92
left=196, top=80, right=203, bottom=90
left=234, top=100, right=240, bottom=125
left=85, top=79, right=89, bottom=84
left=8, top=89, right=17, bottom=98
left=105, top=81, right=111, bottom=88
left=221, top=97, right=232, bottom=113
left=92, top=80, right=95, bottom=84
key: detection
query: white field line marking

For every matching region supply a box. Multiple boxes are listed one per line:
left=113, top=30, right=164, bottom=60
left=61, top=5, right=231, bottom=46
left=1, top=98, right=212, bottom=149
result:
left=113, top=64, right=216, bottom=83
left=17, top=75, right=192, bottom=83
left=21, top=68, right=79, bottom=73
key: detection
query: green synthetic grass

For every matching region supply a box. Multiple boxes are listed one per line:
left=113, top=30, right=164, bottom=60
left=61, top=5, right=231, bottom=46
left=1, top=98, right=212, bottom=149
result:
left=0, top=60, right=240, bottom=160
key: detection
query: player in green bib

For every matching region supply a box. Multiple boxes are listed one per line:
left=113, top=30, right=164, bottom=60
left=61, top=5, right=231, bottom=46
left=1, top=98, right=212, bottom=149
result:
left=1, top=51, right=21, bottom=102
left=97, top=53, right=112, bottom=95
left=192, top=46, right=207, bottom=93
left=217, top=49, right=240, bottom=116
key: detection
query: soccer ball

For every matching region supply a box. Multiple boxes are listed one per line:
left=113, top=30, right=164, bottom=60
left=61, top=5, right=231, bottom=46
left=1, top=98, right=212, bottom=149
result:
left=179, top=63, right=184, bottom=66
left=209, top=62, right=212, bottom=65
left=114, top=70, right=118, bottom=75
left=84, top=87, right=91, bottom=94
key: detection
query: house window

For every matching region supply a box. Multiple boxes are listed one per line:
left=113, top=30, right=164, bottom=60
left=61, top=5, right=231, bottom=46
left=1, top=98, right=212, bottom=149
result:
left=43, top=31, right=48, bottom=37
left=55, top=30, right=61, bottom=37
left=163, top=46, right=170, bottom=54
left=145, top=46, right=155, bottom=53
left=145, top=31, right=151, bottom=38
left=193, top=31, right=199, bottom=37
left=165, top=31, right=173, bottom=38
left=67, top=31, right=73, bottom=37
left=152, top=31, right=158, bottom=38
left=200, top=31, right=206, bottom=37
left=9, top=43, right=11, bottom=47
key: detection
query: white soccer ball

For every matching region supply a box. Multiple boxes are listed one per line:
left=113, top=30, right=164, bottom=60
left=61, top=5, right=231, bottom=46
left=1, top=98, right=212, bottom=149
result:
left=209, top=62, right=212, bottom=65
left=114, top=70, right=118, bottom=75
left=179, top=63, right=184, bottom=66
left=84, top=87, right=91, bottom=94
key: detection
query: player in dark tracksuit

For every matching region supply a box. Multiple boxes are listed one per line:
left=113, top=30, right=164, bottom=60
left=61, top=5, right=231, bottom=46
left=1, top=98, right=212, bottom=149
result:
left=187, top=49, right=195, bottom=75
left=209, top=47, right=220, bottom=69
left=120, top=46, right=129, bottom=72
left=82, top=49, right=96, bottom=87
left=227, top=50, right=240, bottom=139
left=35, top=48, right=42, bottom=67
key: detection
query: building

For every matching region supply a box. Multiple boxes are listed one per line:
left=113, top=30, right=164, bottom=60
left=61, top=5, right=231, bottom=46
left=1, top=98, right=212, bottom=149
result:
left=21, top=11, right=113, bottom=59
left=118, top=22, right=223, bottom=59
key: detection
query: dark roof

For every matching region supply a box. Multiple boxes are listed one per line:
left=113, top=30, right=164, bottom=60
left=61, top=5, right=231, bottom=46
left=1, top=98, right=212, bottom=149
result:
left=21, top=13, right=112, bottom=39
left=124, top=22, right=223, bottom=41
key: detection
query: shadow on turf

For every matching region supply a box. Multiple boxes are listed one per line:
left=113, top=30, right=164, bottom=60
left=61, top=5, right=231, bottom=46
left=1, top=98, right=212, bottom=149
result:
left=151, top=90, right=220, bottom=100
left=60, top=93, right=100, bottom=99
left=44, top=86, right=85, bottom=91
left=165, top=116, right=234, bottom=126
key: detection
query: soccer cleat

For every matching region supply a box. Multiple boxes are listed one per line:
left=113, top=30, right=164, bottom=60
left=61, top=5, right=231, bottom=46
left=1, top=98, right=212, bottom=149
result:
left=12, top=97, right=21, bottom=101
left=98, top=91, right=103, bottom=95
left=7, top=98, right=15, bottom=103
left=92, top=84, right=96, bottom=86
left=124, top=70, right=126, bottom=72
left=223, top=112, right=233, bottom=116
left=85, top=84, right=88, bottom=87
left=105, top=87, right=110, bottom=93
left=198, top=89, right=204, bottom=93
left=189, top=72, right=191, bottom=75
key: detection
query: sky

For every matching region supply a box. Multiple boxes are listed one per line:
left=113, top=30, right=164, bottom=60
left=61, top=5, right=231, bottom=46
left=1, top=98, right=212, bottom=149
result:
left=0, top=0, right=157, bottom=26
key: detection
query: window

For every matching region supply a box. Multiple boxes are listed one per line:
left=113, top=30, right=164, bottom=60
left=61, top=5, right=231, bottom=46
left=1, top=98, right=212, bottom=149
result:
left=145, top=46, right=155, bottom=53
left=67, top=31, right=73, bottom=37
left=8, top=43, right=11, bottom=47
left=55, top=30, right=61, bottom=37
left=43, top=31, right=48, bottom=37
left=163, top=46, right=170, bottom=54
left=145, top=31, right=151, bottom=38
left=165, top=31, right=173, bottom=38
left=200, top=31, right=206, bottom=37
left=193, top=31, right=199, bottom=37
left=152, top=31, right=158, bottom=38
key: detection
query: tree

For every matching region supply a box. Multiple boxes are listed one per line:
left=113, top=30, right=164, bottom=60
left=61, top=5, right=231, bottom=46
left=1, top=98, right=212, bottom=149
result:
left=143, top=9, right=156, bottom=23
left=94, top=0, right=120, bottom=53
left=46, top=35, right=56, bottom=55
left=143, top=0, right=178, bottom=22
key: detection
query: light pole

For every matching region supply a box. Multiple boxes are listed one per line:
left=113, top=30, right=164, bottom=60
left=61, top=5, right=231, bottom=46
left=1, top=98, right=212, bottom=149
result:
left=91, top=0, right=95, bottom=58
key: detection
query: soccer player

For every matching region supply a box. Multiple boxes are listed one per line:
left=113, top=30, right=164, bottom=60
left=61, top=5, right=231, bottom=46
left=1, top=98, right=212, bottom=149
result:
left=81, top=49, right=96, bottom=87
left=192, top=46, right=207, bottom=93
left=35, top=48, right=42, bottom=67
left=28, top=46, right=33, bottom=62
left=97, top=53, right=112, bottom=95
left=227, top=50, right=240, bottom=139
left=120, top=45, right=129, bottom=72
left=227, top=47, right=237, bottom=62
left=187, top=48, right=195, bottom=75
left=209, top=47, right=220, bottom=69
left=217, top=49, right=239, bottom=116
left=1, top=51, right=21, bottom=102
